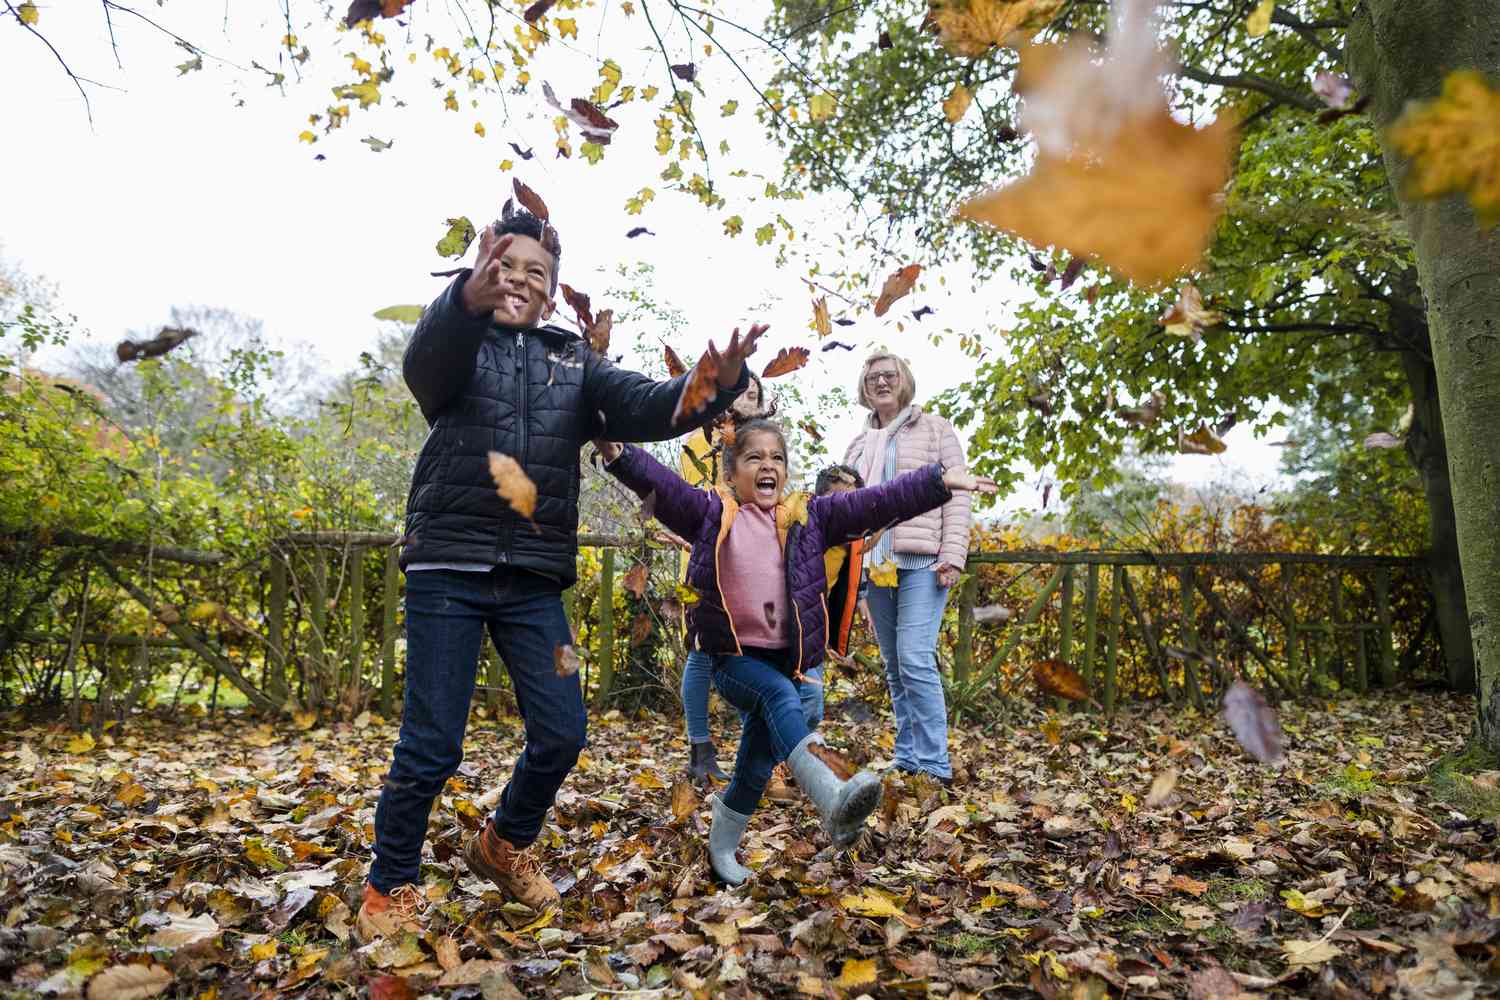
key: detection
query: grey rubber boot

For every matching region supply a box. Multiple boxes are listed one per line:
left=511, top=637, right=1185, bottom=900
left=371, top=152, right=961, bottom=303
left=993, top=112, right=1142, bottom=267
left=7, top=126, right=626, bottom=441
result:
left=785, top=733, right=883, bottom=848
left=707, top=794, right=754, bottom=886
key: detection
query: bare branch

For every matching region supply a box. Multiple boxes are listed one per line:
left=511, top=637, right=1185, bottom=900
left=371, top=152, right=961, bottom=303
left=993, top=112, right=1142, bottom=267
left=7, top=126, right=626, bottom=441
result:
left=1176, top=62, right=1322, bottom=112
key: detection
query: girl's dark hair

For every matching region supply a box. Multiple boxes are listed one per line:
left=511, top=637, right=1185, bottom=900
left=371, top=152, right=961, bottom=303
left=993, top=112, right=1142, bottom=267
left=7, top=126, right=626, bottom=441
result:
left=815, top=464, right=864, bottom=495
left=723, top=418, right=789, bottom=477
left=491, top=209, right=562, bottom=294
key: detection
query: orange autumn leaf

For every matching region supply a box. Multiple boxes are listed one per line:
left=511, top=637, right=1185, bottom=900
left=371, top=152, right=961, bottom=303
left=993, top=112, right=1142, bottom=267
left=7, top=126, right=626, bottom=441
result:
left=670, top=777, right=697, bottom=823
left=629, top=611, right=654, bottom=646
left=929, top=0, right=1064, bottom=58
left=811, top=296, right=831, bottom=337
left=487, top=451, right=537, bottom=521
left=553, top=644, right=581, bottom=678
left=1032, top=658, right=1089, bottom=701
left=560, top=283, right=594, bottom=330
left=663, top=341, right=688, bottom=378
left=1178, top=423, right=1227, bottom=455
left=874, top=264, right=922, bottom=317
left=586, top=309, right=613, bottom=355
left=623, top=562, right=648, bottom=599
left=671, top=351, right=721, bottom=425
left=761, top=346, right=811, bottom=379
left=1159, top=283, right=1223, bottom=343
left=808, top=741, right=858, bottom=780
left=512, top=177, right=550, bottom=221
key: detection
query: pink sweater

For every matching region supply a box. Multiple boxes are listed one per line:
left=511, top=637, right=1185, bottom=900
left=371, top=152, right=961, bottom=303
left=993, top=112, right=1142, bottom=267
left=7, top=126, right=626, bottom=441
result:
left=717, top=503, right=788, bottom=648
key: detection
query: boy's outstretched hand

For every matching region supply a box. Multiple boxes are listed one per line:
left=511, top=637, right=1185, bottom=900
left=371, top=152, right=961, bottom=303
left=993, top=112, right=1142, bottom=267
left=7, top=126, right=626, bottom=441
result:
left=593, top=439, right=623, bottom=464
left=460, top=227, right=517, bottom=318
left=708, top=323, right=769, bottom=389
left=942, top=468, right=999, bottom=494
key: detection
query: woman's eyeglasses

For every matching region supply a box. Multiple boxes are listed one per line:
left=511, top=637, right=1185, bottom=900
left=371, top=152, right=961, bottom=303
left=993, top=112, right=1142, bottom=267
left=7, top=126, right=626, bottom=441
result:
left=864, top=371, right=899, bottom=387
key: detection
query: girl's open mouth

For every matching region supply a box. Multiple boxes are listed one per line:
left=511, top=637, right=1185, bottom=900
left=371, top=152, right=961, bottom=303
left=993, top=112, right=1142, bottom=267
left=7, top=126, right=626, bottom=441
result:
left=755, top=474, right=780, bottom=499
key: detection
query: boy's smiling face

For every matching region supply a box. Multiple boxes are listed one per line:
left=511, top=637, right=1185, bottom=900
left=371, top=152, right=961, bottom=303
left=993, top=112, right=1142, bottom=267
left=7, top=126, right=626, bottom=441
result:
left=491, top=233, right=556, bottom=329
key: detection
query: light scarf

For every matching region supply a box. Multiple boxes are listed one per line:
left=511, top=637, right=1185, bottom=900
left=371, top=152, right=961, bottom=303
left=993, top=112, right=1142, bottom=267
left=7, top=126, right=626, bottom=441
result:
left=855, top=404, right=917, bottom=566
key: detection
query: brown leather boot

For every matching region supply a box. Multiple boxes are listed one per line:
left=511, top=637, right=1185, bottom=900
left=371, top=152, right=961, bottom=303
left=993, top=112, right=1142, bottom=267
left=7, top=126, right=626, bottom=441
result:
left=355, top=882, right=427, bottom=941
left=764, top=763, right=797, bottom=803
left=463, top=821, right=561, bottom=911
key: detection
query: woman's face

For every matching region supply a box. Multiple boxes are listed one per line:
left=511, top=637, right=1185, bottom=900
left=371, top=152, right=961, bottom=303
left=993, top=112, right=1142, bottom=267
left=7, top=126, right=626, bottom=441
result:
left=729, top=430, right=788, bottom=510
left=731, top=380, right=763, bottom=419
left=863, top=360, right=902, bottom=410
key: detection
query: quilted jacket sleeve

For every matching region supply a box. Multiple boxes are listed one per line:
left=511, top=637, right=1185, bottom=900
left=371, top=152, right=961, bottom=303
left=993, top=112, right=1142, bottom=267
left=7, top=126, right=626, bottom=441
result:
left=604, top=444, right=716, bottom=542
left=811, top=464, right=952, bottom=546
left=402, top=270, right=492, bottom=423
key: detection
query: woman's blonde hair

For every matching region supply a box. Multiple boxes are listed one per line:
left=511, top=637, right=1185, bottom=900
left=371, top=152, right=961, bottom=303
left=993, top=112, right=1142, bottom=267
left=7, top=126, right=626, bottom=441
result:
left=856, top=352, right=916, bottom=410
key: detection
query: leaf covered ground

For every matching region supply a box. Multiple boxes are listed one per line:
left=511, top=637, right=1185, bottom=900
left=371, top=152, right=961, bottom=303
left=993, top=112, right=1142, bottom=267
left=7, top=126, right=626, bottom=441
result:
left=2, top=691, right=1498, bottom=999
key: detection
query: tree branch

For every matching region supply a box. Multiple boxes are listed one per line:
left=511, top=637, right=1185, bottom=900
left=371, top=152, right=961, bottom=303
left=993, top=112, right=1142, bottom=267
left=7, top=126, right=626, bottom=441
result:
left=1177, top=62, right=1322, bottom=112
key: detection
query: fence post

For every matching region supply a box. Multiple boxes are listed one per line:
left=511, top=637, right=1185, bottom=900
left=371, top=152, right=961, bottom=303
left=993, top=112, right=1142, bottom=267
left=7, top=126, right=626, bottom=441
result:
left=381, top=547, right=399, bottom=717
left=267, top=554, right=288, bottom=704
left=596, top=547, right=616, bottom=703
left=1179, top=565, right=1207, bottom=711
left=1281, top=562, right=1301, bottom=689
left=1104, top=564, right=1123, bottom=715
left=346, top=548, right=365, bottom=709
left=308, top=547, right=329, bottom=709
left=1327, top=570, right=1344, bottom=685
left=1058, top=566, right=1075, bottom=712
left=1082, top=563, right=1100, bottom=692
left=1373, top=568, right=1394, bottom=687
left=1121, top=569, right=1175, bottom=703
left=955, top=571, right=978, bottom=686
left=1355, top=626, right=1369, bottom=693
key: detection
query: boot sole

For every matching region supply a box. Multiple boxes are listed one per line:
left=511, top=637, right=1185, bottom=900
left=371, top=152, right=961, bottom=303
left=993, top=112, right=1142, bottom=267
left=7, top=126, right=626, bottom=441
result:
left=830, top=772, right=883, bottom=847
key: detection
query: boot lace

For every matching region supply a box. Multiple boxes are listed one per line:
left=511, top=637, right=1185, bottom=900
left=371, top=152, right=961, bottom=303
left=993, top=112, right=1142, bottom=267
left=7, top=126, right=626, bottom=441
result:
left=507, top=844, right=544, bottom=879
left=388, top=884, right=427, bottom=921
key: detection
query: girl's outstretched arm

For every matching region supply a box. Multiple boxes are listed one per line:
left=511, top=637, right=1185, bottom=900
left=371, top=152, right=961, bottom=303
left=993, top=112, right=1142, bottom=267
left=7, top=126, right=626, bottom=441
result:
left=596, top=441, right=717, bottom=541
left=813, top=464, right=998, bottom=546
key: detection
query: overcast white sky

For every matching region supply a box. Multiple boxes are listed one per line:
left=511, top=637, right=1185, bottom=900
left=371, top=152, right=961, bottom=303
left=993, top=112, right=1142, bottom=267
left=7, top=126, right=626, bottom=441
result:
left=0, top=1, right=1289, bottom=513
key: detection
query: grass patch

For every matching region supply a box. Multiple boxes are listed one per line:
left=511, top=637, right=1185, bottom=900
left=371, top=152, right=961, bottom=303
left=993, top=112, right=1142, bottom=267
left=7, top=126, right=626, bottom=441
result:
left=1428, top=740, right=1500, bottom=819
left=1206, top=878, right=1269, bottom=905
left=1320, top=761, right=1380, bottom=799
left=937, top=932, right=1002, bottom=957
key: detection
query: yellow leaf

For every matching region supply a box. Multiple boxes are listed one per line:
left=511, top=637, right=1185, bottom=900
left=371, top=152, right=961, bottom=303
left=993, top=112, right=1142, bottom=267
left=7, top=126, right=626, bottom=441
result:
left=1179, top=424, right=1228, bottom=455
left=298, top=130, right=317, bottom=144
left=332, top=81, right=381, bottom=108
left=18, top=2, right=39, bottom=26
left=811, top=296, right=831, bottom=337
left=839, top=887, right=905, bottom=918
left=1391, top=70, right=1500, bottom=227
left=187, top=601, right=220, bottom=623
left=1246, top=0, right=1274, bottom=37
left=632, top=769, right=667, bottom=790
left=723, top=215, right=744, bottom=236
left=835, top=958, right=878, bottom=988
left=292, top=710, right=318, bottom=731
left=554, top=17, right=578, bottom=39
left=1281, top=937, right=1341, bottom=967
left=249, top=939, right=278, bottom=961
left=930, top=0, right=1063, bottom=57
left=809, top=93, right=836, bottom=121
left=473, top=121, right=486, bottom=137
left=487, top=451, right=537, bottom=521
left=1280, top=888, right=1329, bottom=918
left=1159, top=283, right=1222, bottom=342
left=867, top=561, right=898, bottom=588
left=499, top=159, right=514, bottom=171
left=66, top=731, right=96, bottom=754
left=943, top=83, right=973, bottom=123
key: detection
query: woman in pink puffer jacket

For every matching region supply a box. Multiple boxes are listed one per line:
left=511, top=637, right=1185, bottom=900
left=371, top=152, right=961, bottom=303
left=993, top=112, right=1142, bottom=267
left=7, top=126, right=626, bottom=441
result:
left=844, top=352, right=973, bottom=784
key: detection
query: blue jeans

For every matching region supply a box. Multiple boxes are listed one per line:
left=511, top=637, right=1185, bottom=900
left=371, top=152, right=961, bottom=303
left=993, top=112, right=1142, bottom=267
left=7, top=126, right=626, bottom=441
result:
left=681, top=649, right=714, bottom=743
left=369, top=569, right=586, bottom=893
left=711, top=654, right=816, bottom=815
left=866, top=567, right=952, bottom=778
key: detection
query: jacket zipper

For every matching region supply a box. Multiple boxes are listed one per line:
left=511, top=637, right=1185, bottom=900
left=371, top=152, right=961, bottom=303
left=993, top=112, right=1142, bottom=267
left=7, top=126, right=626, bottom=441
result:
left=503, top=330, right=527, bottom=565
left=711, top=500, right=744, bottom=655
left=787, top=527, right=804, bottom=675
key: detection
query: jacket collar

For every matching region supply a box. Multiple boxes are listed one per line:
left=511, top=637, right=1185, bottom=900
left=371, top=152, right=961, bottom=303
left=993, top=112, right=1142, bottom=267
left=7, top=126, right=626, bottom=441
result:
left=489, top=321, right=579, bottom=343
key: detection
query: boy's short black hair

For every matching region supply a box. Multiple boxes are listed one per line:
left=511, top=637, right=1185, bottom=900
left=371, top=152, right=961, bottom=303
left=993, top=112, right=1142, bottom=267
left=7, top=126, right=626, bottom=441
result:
left=491, top=209, right=562, bottom=295
left=816, top=464, right=864, bottom=496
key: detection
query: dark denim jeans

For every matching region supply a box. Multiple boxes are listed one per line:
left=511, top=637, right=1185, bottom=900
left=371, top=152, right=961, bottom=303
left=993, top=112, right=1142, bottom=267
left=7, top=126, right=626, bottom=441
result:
left=369, top=568, right=586, bottom=893
left=711, top=654, right=816, bottom=815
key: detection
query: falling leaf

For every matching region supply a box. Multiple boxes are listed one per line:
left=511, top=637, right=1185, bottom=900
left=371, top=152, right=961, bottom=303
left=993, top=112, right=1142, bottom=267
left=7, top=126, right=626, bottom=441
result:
left=670, top=63, right=697, bottom=82
left=623, top=563, right=648, bottom=599
left=973, top=605, right=1012, bottom=625
left=559, top=283, right=594, bottom=330
left=630, top=611, right=653, bottom=646
left=1026, top=390, right=1053, bottom=416
left=86, top=964, right=173, bottom=1000
left=663, top=342, right=688, bottom=378
left=523, top=0, right=558, bottom=23
left=509, top=142, right=535, bottom=161
left=344, top=0, right=414, bottom=27
left=554, top=645, right=581, bottom=678
left=879, top=30, right=893, bottom=48
left=1159, top=283, right=1223, bottom=342
left=17, top=2, right=39, bottom=26
left=115, top=327, right=198, bottom=364
left=1280, top=937, right=1341, bottom=967
left=1058, top=257, right=1086, bottom=289
left=586, top=309, right=613, bottom=355
left=362, top=136, right=394, bottom=152
left=1118, top=391, right=1165, bottom=428
left=1178, top=424, right=1227, bottom=455
left=929, top=0, right=1064, bottom=57
left=1364, top=431, right=1404, bottom=449
left=671, top=350, right=722, bottom=425
left=1222, top=680, right=1285, bottom=764
left=833, top=316, right=857, bottom=326
left=1246, top=0, right=1274, bottom=36
left=374, top=305, right=424, bottom=323
left=542, top=81, right=620, bottom=144
left=487, top=451, right=537, bottom=522
left=911, top=305, right=934, bottom=321
left=874, top=264, right=921, bottom=316
left=762, top=347, right=811, bottom=379
left=1032, top=658, right=1088, bottom=701
left=943, top=83, right=973, bottom=123
left=435, top=217, right=477, bottom=258
left=812, top=297, right=831, bottom=337
left=867, top=561, right=898, bottom=588
left=1391, top=70, right=1500, bottom=227
left=626, top=226, right=655, bottom=238
left=835, top=958, right=878, bottom=989
left=799, top=419, right=823, bottom=442
left=822, top=340, right=856, bottom=351
left=512, top=178, right=550, bottom=221
left=1312, top=71, right=1355, bottom=110
left=1144, top=767, right=1179, bottom=807
left=670, top=779, right=697, bottom=822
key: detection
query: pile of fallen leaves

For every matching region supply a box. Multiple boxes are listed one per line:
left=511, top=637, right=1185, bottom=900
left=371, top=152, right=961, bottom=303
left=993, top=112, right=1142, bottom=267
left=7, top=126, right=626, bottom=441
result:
left=2, top=691, right=1496, bottom=998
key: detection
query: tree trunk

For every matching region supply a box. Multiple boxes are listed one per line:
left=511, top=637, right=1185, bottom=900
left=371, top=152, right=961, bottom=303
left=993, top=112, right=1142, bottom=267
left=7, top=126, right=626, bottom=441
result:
left=1349, top=0, right=1500, bottom=746
left=1398, top=344, right=1475, bottom=691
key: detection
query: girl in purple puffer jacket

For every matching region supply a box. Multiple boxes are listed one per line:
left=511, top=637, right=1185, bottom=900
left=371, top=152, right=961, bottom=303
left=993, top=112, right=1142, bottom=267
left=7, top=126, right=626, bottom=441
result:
left=596, top=420, right=995, bottom=884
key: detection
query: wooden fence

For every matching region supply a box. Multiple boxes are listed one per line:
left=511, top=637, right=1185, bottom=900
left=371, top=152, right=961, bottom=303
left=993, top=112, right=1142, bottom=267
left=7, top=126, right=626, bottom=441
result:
left=5, top=529, right=1428, bottom=716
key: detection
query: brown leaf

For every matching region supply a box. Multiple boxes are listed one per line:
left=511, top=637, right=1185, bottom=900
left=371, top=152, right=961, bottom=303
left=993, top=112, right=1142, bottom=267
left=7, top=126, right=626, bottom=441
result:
left=1033, top=658, right=1089, bottom=701
left=1144, top=767, right=1179, bottom=807
left=559, top=283, right=594, bottom=330
left=86, top=964, right=173, bottom=1000
left=522, top=0, right=557, bottom=23
left=629, top=611, right=653, bottom=646
left=344, top=0, right=413, bottom=27
left=1159, top=283, right=1223, bottom=343
left=512, top=177, right=550, bottom=221
left=433, top=935, right=461, bottom=972
left=670, top=778, right=697, bottom=823
left=874, top=264, right=921, bottom=316
left=812, top=296, right=831, bottom=337
left=670, top=63, right=696, bottom=82
left=542, top=81, right=620, bottom=144
left=807, top=741, right=857, bottom=780
left=662, top=341, right=688, bottom=378
left=115, top=326, right=198, bottom=364
left=761, top=346, right=811, bottom=379
left=368, top=976, right=417, bottom=1000
left=1118, top=390, right=1165, bottom=428
left=799, top=419, right=823, bottom=442
left=1222, top=680, right=1284, bottom=764
left=623, top=563, right=648, bottom=600
left=1169, top=873, right=1209, bottom=896
left=671, top=351, right=722, bottom=425
left=1178, top=424, right=1227, bottom=455
left=553, top=645, right=581, bottom=678
left=586, top=309, right=613, bottom=355
left=487, top=452, right=537, bottom=521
